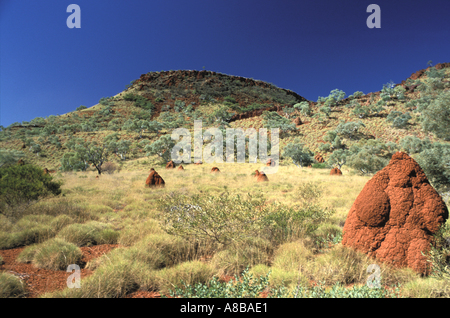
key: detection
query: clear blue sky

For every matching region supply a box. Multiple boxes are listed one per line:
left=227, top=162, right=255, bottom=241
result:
left=1, top=0, right=449, bottom=127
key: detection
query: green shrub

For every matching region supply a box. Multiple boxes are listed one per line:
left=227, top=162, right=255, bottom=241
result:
left=291, top=281, right=401, bottom=298
left=166, top=267, right=272, bottom=298
left=0, top=272, right=27, bottom=298
left=0, top=164, right=62, bottom=207
left=158, top=192, right=269, bottom=246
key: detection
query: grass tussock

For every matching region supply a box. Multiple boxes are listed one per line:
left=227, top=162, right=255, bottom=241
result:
left=56, top=221, right=119, bottom=246
left=0, top=272, right=27, bottom=298
left=17, top=238, right=82, bottom=270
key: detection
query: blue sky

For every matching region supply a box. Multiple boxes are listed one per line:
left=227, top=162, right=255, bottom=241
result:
left=1, top=0, right=449, bottom=127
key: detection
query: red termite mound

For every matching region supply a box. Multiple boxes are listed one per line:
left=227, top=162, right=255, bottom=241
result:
left=211, top=167, right=220, bottom=173
left=145, top=168, right=165, bottom=188
left=256, top=171, right=269, bottom=182
left=330, top=167, right=342, bottom=176
left=314, top=154, right=325, bottom=163
left=166, top=160, right=176, bottom=169
left=342, top=152, right=449, bottom=274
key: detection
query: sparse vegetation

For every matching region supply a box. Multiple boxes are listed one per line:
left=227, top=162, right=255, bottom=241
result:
left=2, top=65, right=450, bottom=298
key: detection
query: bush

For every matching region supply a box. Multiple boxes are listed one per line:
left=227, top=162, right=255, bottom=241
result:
left=158, top=192, right=269, bottom=246
left=386, top=111, right=412, bottom=128
left=0, top=272, right=27, bottom=298
left=282, top=139, right=314, bottom=167
left=0, top=164, right=62, bottom=207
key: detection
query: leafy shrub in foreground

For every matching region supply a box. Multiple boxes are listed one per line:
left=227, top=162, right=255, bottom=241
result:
left=0, top=164, right=62, bottom=207
left=165, top=268, right=401, bottom=298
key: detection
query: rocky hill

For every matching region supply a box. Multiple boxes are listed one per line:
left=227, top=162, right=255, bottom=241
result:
left=0, top=63, right=449, bottom=173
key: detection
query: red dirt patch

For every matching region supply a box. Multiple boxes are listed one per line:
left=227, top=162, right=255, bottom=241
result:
left=0, top=244, right=118, bottom=298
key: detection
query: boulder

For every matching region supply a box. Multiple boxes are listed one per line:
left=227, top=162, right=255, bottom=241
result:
left=211, top=167, right=220, bottom=173
left=314, top=154, right=325, bottom=163
left=330, top=167, right=342, bottom=176
left=145, top=168, right=165, bottom=188
left=166, top=160, right=176, bottom=169
left=256, top=171, right=269, bottom=182
left=342, top=152, right=449, bottom=274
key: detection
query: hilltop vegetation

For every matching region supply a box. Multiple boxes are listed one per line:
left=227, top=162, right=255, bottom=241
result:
left=1, top=63, right=449, bottom=189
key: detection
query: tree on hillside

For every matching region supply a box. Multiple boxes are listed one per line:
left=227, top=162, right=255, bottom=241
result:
left=386, top=111, right=412, bottom=128
left=335, top=121, right=365, bottom=140
left=346, top=139, right=398, bottom=174
left=145, top=134, right=177, bottom=163
left=262, top=111, right=296, bottom=137
left=282, top=139, right=314, bottom=168
left=63, top=138, right=111, bottom=174
left=318, top=89, right=346, bottom=108
left=327, top=149, right=351, bottom=170
left=399, top=136, right=432, bottom=155
left=415, top=142, right=450, bottom=191
left=294, top=101, right=312, bottom=117
left=420, top=91, right=450, bottom=140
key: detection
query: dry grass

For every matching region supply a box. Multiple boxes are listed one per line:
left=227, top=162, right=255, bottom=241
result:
left=2, top=162, right=439, bottom=298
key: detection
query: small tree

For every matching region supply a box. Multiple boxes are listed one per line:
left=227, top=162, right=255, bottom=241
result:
left=282, top=139, right=314, bottom=168
left=145, top=134, right=177, bottom=163
left=327, top=149, right=350, bottom=170
left=294, top=101, right=312, bottom=117
left=420, top=91, right=450, bottom=140
left=262, top=111, right=296, bottom=137
left=335, top=121, right=365, bottom=140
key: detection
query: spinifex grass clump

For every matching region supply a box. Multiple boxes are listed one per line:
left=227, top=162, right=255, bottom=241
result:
left=0, top=272, right=27, bottom=298
left=17, top=238, right=82, bottom=270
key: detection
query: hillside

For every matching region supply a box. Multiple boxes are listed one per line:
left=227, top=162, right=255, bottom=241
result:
left=0, top=63, right=449, bottom=173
